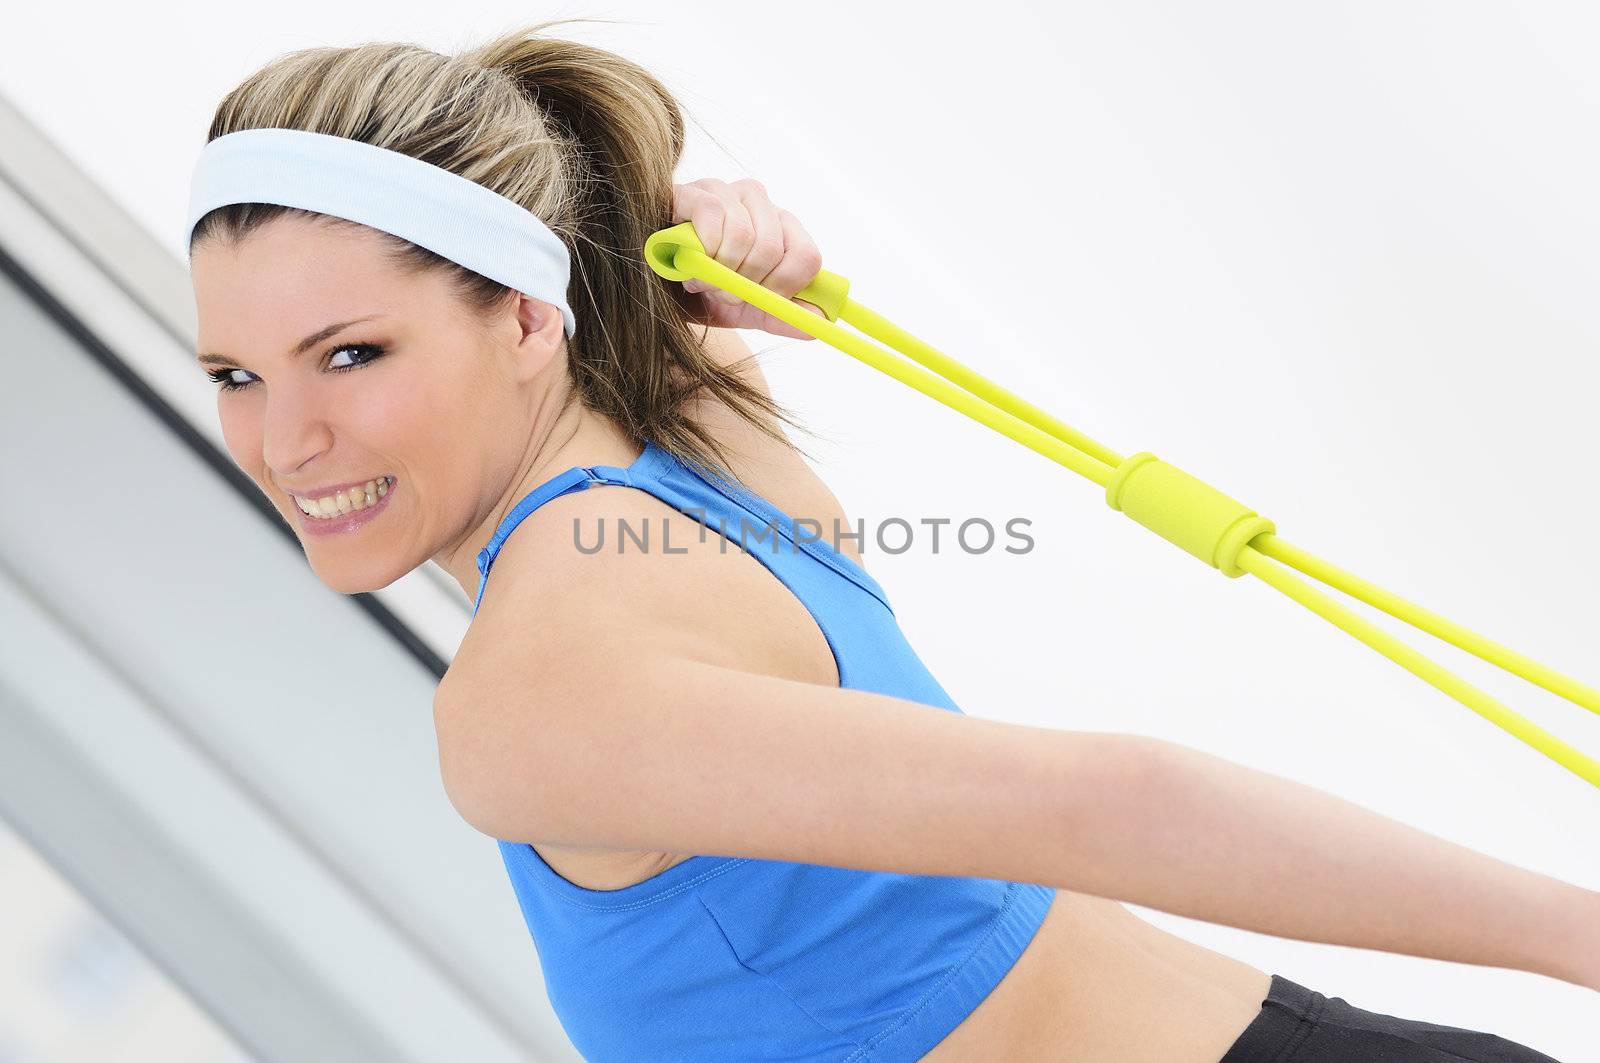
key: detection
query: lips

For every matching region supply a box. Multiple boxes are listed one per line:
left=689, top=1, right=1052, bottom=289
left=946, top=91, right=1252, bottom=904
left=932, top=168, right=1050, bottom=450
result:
left=293, top=476, right=397, bottom=537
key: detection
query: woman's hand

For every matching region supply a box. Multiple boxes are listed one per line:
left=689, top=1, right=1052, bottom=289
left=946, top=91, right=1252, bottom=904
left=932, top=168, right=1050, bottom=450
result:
left=669, top=177, right=827, bottom=339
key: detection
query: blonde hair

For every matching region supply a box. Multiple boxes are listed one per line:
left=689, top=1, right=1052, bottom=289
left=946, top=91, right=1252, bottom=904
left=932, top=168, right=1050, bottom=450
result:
left=190, top=17, right=809, bottom=484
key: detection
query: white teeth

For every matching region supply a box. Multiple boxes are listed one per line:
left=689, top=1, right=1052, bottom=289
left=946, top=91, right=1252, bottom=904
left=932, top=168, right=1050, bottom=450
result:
left=294, top=476, right=392, bottom=519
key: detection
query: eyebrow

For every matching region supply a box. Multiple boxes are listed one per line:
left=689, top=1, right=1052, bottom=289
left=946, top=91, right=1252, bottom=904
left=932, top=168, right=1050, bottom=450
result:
left=196, top=315, right=383, bottom=367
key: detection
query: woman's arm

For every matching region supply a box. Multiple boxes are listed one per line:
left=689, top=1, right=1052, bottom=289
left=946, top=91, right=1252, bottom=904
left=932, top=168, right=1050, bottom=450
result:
left=437, top=504, right=1598, bottom=990
left=1091, top=739, right=1600, bottom=989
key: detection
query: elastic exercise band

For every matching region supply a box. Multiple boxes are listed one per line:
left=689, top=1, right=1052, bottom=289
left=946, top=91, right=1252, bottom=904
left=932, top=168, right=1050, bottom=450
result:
left=643, top=221, right=1600, bottom=792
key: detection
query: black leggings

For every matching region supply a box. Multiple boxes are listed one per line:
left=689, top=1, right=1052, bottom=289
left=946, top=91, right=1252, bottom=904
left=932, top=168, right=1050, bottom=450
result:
left=1217, top=974, right=1565, bottom=1062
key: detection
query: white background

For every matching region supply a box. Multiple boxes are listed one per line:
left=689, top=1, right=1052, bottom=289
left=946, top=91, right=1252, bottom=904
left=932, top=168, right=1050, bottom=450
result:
left=4, top=1, right=1596, bottom=1057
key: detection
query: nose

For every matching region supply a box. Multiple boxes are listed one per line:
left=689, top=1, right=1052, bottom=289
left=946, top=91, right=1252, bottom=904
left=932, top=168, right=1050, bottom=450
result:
left=259, top=379, right=335, bottom=484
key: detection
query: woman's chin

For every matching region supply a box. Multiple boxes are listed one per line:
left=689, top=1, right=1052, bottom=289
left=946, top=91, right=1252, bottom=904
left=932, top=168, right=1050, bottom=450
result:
left=308, top=556, right=399, bottom=596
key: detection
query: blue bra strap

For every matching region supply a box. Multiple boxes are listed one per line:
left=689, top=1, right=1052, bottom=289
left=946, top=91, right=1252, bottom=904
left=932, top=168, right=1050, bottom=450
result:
left=472, top=466, right=598, bottom=615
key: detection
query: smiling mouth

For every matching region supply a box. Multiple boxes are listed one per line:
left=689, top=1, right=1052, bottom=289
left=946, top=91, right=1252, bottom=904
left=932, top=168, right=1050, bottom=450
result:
left=291, top=475, right=396, bottom=519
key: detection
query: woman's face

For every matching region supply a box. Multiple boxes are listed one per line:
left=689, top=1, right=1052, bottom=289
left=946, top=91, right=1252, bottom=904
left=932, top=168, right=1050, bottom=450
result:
left=190, top=215, right=559, bottom=595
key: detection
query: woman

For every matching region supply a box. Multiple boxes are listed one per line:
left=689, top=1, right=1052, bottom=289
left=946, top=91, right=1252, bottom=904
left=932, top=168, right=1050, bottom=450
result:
left=186, top=18, right=1596, bottom=1062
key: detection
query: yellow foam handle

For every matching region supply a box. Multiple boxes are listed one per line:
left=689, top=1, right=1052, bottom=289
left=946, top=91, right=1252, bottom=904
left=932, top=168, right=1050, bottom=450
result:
left=642, top=221, right=1600, bottom=794
left=1105, top=452, right=1277, bottom=578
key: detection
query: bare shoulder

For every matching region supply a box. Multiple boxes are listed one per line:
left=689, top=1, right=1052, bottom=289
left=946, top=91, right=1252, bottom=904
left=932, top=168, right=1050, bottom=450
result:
left=440, top=456, right=844, bottom=724
left=445, top=481, right=741, bottom=694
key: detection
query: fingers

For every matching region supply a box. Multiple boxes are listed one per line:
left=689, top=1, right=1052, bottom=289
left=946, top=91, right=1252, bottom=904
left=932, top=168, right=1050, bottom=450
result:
left=672, top=178, right=758, bottom=305
left=737, top=184, right=787, bottom=297
left=667, top=176, right=826, bottom=335
left=669, top=181, right=723, bottom=299
left=768, top=208, right=825, bottom=316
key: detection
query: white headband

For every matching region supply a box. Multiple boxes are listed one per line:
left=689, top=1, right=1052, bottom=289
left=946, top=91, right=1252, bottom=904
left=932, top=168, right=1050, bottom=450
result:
left=185, top=127, right=577, bottom=338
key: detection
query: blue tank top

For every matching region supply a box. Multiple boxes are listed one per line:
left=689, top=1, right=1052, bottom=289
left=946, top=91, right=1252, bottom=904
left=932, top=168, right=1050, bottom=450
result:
left=471, top=439, right=1056, bottom=1062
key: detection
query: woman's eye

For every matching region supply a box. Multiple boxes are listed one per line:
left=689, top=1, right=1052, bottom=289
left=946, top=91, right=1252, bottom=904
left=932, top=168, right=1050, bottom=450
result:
left=327, top=342, right=385, bottom=371
left=206, top=367, right=257, bottom=391
left=205, top=342, right=386, bottom=392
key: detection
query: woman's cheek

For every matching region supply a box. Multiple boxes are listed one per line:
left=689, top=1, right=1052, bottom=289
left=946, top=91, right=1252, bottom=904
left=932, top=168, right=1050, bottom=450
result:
left=360, top=369, right=438, bottom=446
left=217, top=393, right=268, bottom=484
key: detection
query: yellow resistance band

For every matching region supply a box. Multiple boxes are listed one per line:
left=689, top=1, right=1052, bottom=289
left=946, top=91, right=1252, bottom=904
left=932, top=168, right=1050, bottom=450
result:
left=644, top=221, right=1600, bottom=792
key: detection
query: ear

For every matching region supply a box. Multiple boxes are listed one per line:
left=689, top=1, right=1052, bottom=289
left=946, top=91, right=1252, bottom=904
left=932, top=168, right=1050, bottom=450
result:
left=505, top=292, right=567, bottom=384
